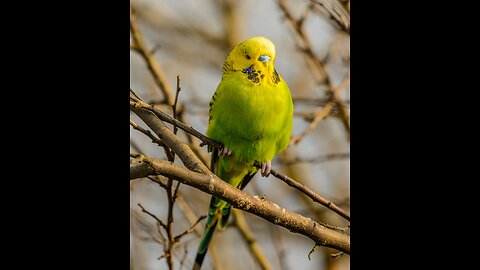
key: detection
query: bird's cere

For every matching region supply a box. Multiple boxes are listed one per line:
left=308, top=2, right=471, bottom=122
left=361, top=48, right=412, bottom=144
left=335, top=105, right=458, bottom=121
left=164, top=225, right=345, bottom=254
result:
left=258, top=55, right=271, bottom=63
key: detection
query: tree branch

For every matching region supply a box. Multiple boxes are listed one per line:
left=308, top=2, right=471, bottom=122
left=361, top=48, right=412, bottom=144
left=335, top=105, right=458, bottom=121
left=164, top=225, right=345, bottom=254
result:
left=277, top=0, right=350, bottom=139
left=130, top=156, right=350, bottom=254
left=130, top=119, right=174, bottom=160
left=130, top=7, right=175, bottom=106
left=174, top=215, right=206, bottom=242
left=130, top=103, right=210, bottom=173
left=253, top=161, right=350, bottom=221
left=130, top=90, right=223, bottom=151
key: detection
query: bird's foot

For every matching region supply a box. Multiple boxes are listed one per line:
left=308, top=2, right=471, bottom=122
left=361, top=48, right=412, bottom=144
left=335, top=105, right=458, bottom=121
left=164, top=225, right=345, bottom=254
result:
left=218, top=146, right=232, bottom=157
left=260, top=160, right=272, bottom=177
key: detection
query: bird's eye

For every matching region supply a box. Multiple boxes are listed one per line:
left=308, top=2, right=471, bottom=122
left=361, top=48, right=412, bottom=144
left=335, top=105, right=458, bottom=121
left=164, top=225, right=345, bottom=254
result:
left=258, top=55, right=271, bottom=63
left=246, top=55, right=251, bottom=60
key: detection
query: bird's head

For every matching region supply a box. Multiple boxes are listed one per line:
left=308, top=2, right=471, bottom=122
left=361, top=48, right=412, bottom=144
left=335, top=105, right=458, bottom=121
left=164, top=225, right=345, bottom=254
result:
left=223, top=36, right=278, bottom=82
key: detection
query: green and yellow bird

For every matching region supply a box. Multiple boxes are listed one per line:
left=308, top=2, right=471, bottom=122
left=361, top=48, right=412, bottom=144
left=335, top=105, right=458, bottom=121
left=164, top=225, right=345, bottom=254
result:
left=193, top=36, right=294, bottom=270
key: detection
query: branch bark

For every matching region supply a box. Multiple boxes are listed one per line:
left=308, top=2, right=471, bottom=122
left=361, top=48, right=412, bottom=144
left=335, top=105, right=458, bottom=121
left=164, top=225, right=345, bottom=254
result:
left=130, top=105, right=209, bottom=173
left=253, top=161, right=350, bottom=221
left=130, top=157, right=350, bottom=254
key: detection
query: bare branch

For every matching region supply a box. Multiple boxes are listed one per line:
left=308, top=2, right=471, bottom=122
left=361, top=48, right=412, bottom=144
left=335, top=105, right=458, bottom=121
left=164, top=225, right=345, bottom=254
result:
left=290, top=101, right=335, bottom=145
left=309, top=0, right=350, bottom=33
left=130, top=91, right=223, bottom=151
left=130, top=119, right=174, bottom=160
left=130, top=156, right=350, bottom=254
left=308, top=243, right=319, bottom=260
left=130, top=162, right=156, bottom=180
left=174, top=215, right=207, bottom=242
left=138, top=203, right=167, bottom=231
left=130, top=101, right=210, bottom=173
left=330, top=251, right=344, bottom=259
left=253, top=161, right=350, bottom=221
left=282, top=153, right=350, bottom=165
left=172, top=75, right=182, bottom=135
left=147, top=176, right=167, bottom=189
left=277, top=0, right=350, bottom=138
left=130, top=7, right=175, bottom=105
left=290, top=73, right=350, bottom=144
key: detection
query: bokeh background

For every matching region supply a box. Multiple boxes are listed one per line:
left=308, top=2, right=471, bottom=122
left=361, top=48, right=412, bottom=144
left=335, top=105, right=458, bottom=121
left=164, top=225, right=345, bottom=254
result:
left=130, top=0, right=350, bottom=269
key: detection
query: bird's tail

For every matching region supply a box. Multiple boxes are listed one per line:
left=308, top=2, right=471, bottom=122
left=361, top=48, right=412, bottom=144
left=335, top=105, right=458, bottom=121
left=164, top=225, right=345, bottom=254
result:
left=193, top=218, right=216, bottom=270
left=193, top=196, right=231, bottom=270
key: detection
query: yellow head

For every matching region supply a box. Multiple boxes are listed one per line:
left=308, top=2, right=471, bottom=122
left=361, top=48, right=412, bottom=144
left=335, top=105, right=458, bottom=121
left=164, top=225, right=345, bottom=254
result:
left=223, top=36, right=280, bottom=85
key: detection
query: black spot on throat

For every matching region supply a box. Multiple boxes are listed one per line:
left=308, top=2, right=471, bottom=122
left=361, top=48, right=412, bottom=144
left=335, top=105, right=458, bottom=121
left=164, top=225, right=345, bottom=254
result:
left=242, top=65, right=260, bottom=83
left=273, top=69, right=281, bottom=84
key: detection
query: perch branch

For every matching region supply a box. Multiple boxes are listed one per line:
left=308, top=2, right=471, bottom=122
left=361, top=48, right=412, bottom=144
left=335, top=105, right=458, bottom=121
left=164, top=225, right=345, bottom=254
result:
left=130, top=158, right=350, bottom=254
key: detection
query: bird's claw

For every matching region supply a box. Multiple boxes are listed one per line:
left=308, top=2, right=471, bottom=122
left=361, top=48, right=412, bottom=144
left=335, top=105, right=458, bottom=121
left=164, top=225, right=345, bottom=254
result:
left=261, top=160, right=272, bottom=177
left=219, top=146, right=232, bottom=157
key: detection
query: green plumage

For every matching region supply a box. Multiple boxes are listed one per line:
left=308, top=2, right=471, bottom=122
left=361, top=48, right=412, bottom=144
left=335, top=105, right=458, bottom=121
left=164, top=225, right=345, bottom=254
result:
left=194, top=36, right=293, bottom=270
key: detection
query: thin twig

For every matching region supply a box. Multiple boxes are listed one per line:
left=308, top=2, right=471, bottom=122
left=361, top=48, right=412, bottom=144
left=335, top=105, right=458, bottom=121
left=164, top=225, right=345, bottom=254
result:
left=164, top=177, right=175, bottom=269
left=253, top=161, right=350, bottom=221
left=130, top=12, right=209, bottom=165
left=308, top=243, right=319, bottom=260
left=174, top=215, right=207, bottom=242
left=173, top=181, right=181, bottom=201
left=309, top=0, right=350, bottom=33
left=131, top=209, right=167, bottom=245
left=317, top=221, right=349, bottom=232
left=330, top=251, right=345, bottom=259
left=130, top=7, right=175, bottom=105
left=179, top=245, right=188, bottom=270
left=130, top=119, right=174, bottom=160
left=277, top=0, right=350, bottom=138
left=174, top=194, right=225, bottom=270
left=172, top=76, right=182, bottom=198
left=290, top=73, right=350, bottom=145
left=160, top=74, right=185, bottom=270
left=138, top=203, right=167, bottom=230
left=147, top=176, right=167, bottom=189
left=282, top=153, right=350, bottom=165
left=130, top=92, right=223, bottom=150
left=290, top=101, right=335, bottom=145
left=173, top=75, right=181, bottom=135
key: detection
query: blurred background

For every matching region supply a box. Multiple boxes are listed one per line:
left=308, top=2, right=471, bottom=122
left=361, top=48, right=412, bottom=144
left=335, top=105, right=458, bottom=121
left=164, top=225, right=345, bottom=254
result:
left=130, top=0, right=350, bottom=269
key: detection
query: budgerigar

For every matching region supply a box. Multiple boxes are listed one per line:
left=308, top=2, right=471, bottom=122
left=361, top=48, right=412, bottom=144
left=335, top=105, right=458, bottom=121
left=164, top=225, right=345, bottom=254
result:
left=193, top=36, right=294, bottom=270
